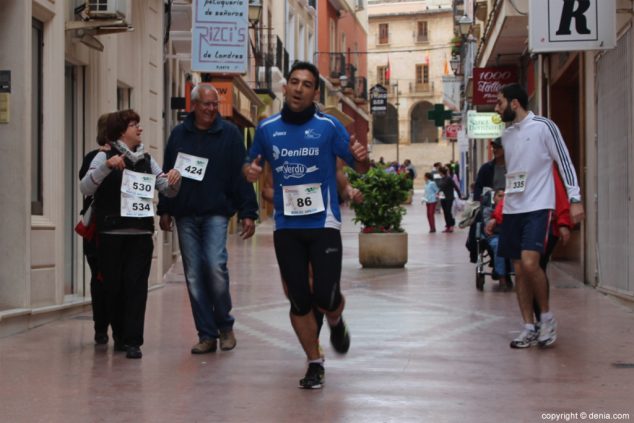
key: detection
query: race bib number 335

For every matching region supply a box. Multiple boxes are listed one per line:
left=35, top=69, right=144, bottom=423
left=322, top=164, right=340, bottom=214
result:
left=505, top=171, right=527, bottom=194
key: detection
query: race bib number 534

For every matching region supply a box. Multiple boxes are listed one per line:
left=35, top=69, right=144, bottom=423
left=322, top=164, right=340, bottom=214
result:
left=120, top=193, right=154, bottom=217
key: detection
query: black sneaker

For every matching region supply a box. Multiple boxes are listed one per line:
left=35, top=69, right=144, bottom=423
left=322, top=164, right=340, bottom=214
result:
left=126, top=346, right=142, bottom=359
left=94, top=332, right=109, bottom=345
left=299, top=363, right=325, bottom=389
left=329, top=318, right=350, bottom=354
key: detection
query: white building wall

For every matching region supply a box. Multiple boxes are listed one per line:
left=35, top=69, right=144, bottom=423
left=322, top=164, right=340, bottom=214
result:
left=368, top=2, right=454, bottom=179
left=0, top=0, right=167, bottom=336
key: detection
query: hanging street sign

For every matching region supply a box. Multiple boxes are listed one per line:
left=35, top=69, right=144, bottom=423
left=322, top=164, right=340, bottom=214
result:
left=467, top=111, right=505, bottom=139
left=369, top=84, right=388, bottom=115
left=445, top=123, right=461, bottom=139
left=472, top=67, right=517, bottom=105
left=427, top=103, right=452, bottom=127
left=528, top=0, right=616, bottom=53
left=192, top=0, right=248, bottom=73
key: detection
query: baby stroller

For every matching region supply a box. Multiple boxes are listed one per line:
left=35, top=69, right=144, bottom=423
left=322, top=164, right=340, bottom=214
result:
left=474, top=221, right=495, bottom=290
left=470, top=190, right=513, bottom=291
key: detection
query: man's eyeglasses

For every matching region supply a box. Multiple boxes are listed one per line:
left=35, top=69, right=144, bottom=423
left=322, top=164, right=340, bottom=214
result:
left=128, top=122, right=141, bottom=129
left=199, top=101, right=219, bottom=109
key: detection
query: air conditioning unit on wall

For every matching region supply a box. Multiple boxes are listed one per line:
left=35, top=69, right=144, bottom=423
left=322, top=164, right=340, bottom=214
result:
left=85, top=0, right=130, bottom=19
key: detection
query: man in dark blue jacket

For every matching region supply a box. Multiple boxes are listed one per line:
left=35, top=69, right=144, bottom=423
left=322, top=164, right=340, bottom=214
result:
left=158, top=83, right=258, bottom=355
left=473, top=138, right=506, bottom=201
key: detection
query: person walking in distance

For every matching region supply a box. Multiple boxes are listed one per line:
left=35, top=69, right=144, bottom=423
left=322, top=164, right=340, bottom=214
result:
left=157, top=83, right=258, bottom=355
left=436, top=166, right=461, bottom=233
left=494, top=83, right=584, bottom=349
left=244, top=61, right=369, bottom=389
left=422, top=172, right=439, bottom=233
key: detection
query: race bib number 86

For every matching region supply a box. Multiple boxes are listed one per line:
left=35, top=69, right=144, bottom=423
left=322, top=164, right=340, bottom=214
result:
left=282, top=183, right=325, bottom=216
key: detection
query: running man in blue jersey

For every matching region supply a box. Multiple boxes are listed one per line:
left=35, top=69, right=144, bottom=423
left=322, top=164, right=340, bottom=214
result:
left=244, top=61, right=369, bottom=389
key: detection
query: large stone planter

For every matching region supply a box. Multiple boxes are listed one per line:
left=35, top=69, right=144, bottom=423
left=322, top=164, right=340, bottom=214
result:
left=358, top=232, right=408, bottom=268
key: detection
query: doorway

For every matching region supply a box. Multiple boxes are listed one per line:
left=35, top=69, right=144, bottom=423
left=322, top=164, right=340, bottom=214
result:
left=549, top=55, right=583, bottom=279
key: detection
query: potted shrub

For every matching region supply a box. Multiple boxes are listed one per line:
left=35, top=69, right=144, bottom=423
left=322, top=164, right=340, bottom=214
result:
left=451, top=36, right=463, bottom=56
left=346, top=167, right=413, bottom=268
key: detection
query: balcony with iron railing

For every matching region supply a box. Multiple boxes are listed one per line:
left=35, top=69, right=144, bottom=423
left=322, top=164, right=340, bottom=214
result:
left=254, top=34, right=289, bottom=97
left=329, top=53, right=346, bottom=80
left=409, top=81, right=434, bottom=95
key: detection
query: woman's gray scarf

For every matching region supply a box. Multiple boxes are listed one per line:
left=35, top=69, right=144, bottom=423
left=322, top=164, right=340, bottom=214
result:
left=112, top=140, right=146, bottom=164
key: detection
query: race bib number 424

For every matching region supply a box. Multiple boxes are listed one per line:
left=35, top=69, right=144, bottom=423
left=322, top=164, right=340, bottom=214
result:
left=174, top=152, right=209, bottom=181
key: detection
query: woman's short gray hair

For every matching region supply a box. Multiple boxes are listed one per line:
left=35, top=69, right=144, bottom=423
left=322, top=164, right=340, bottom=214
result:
left=191, top=83, right=219, bottom=103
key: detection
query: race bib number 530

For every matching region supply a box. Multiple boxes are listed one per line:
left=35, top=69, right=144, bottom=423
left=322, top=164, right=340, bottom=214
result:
left=121, top=169, right=156, bottom=198
left=282, top=183, right=325, bottom=216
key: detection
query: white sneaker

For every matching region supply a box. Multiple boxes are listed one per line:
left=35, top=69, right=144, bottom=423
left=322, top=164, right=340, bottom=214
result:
left=538, top=317, right=557, bottom=347
left=510, top=327, right=538, bottom=349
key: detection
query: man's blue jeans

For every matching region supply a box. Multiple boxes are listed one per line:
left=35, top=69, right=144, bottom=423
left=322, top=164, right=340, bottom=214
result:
left=176, top=215, right=234, bottom=341
left=487, top=235, right=509, bottom=277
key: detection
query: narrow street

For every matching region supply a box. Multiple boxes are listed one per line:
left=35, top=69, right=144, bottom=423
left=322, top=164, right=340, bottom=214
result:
left=0, top=191, right=632, bottom=423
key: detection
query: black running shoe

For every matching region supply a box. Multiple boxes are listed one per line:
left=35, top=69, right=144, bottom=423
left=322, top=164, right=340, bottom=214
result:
left=94, top=332, right=109, bottom=345
left=299, top=363, right=325, bottom=389
left=329, top=318, right=350, bottom=354
left=126, top=346, right=142, bottom=359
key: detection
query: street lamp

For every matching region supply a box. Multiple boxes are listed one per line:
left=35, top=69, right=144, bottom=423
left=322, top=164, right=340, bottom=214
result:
left=392, top=81, right=400, bottom=164
left=248, top=0, right=263, bottom=26
left=458, top=14, right=473, bottom=36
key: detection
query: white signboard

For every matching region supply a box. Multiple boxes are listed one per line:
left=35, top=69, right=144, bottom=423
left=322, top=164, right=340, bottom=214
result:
left=442, top=75, right=462, bottom=112
left=529, top=0, right=616, bottom=53
left=457, top=129, right=469, bottom=153
left=467, top=111, right=505, bottom=139
left=192, top=0, right=249, bottom=73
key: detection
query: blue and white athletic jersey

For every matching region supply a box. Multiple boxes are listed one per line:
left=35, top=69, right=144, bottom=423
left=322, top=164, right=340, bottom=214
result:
left=248, top=112, right=355, bottom=230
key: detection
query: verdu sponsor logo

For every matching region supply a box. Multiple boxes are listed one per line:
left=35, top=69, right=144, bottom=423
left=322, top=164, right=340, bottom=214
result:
left=275, top=161, right=319, bottom=179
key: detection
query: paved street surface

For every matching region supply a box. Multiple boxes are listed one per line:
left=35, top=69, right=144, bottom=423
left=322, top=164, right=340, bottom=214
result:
left=0, top=191, right=633, bottom=423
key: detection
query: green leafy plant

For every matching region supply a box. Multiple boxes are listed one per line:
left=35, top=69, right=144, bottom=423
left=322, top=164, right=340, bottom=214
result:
left=345, top=167, right=413, bottom=233
left=451, top=36, right=463, bottom=55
